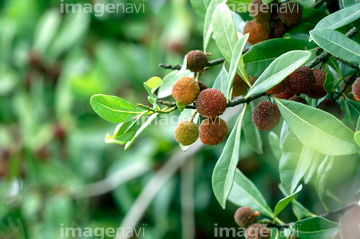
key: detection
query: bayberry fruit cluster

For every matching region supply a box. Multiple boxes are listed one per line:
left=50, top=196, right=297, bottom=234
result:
left=244, top=0, right=302, bottom=45
left=234, top=207, right=270, bottom=239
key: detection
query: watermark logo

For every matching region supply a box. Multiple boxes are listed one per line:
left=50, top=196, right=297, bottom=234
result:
left=60, top=0, right=147, bottom=17
left=60, top=224, right=146, bottom=239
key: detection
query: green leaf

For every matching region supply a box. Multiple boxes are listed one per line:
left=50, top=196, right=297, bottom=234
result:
left=176, top=101, right=186, bottom=112
left=288, top=9, right=328, bottom=35
left=275, top=98, right=357, bottom=156
left=342, top=0, right=359, bottom=8
left=204, top=0, right=227, bottom=52
left=244, top=39, right=314, bottom=78
left=269, top=228, right=287, bottom=239
left=124, top=113, right=159, bottom=150
left=268, top=132, right=281, bottom=160
left=298, top=0, right=316, bottom=8
left=226, top=0, right=252, bottom=12
left=157, top=70, right=192, bottom=98
left=355, top=116, right=360, bottom=147
left=90, top=94, right=146, bottom=123
left=144, top=77, right=162, bottom=95
left=324, top=72, right=334, bottom=94
left=212, top=65, right=229, bottom=96
left=190, top=0, right=212, bottom=21
left=228, top=169, right=274, bottom=218
left=273, top=185, right=302, bottom=219
left=315, top=3, right=360, bottom=30
left=212, top=105, right=247, bottom=208
left=310, top=29, right=360, bottom=65
left=33, top=9, right=61, bottom=55
left=212, top=3, right=239, bottom=65
left=315, top=156, right=334, bottom=206
left=227, top=35, right=249, bottom=100
left=304, top=152, right=326, bottom=184
left=243, top=102, right=263, bottom=154
left=293, top=217, right=339, bottom=239
left=246, top=50, right=311, bottom=97
left=105, top=121, right=140, bottom=145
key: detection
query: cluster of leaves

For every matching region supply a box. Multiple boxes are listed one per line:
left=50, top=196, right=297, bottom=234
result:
left=91, top=0, right=360, bottom=238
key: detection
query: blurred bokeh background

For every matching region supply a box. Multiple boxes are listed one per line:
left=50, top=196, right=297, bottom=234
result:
left=0, top=0, right=359, bottom=238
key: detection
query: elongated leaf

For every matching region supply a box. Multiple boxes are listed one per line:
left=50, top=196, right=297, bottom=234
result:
left=298, top=0, right=316, bottom=8
left=213, top=65, right=229, bottom=95
left=105, top=121, right=139, bottom=145
left=269, top=228, right=287, bottom=239
left=342, top=0, right=358, bottom=8
left=315, top=156, right=334, bottom=204
left=212, top=3, right=239, bottom=65
left=290, top=147, right=314, bottom=193
left=304, top=152, right=325, bottom=184
left=315, top=3, right=360, bottom=30
left=293, top=217, right=339, bottom=239
left=227, top=35, right=249, bottom=100
left=273, top=185, right=302, bottom=218
left=204, top=0, right=227, bottom=52
left=212, top=105, right=247, bottom=208
left=190, top=0, right=212, bottom=21
left=268, top=132, right=281, bottom=160
left=310, top=29, right=360, bottom=64
left=144, top=77, right=162, bottom=95
left=246, top=51, right=311, bottom=97
left=355, top=117, right=360, bottom=147
left=243, top=102, right=263, bottom=154
left=275, top=99, right=357, bottom=156
left=90, top=94, right=146, bottom=123
left=228, top=169, right=274, bottom=218
left=125, top=113, right=158, bottom=150
left=244, top=39, right=314, bottom=78
left=157, top=70, right=192, bottom=98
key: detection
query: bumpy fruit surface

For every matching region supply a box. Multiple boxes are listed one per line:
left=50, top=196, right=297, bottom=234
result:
left=252, top=101, right=281, bottom=131
left=186, top=50, right=208, bottom=72
left=248, top=0, right=271, bottom=22
left=274, top=90, right=294, bottom=99
left=232, top=74, right=248, bottom=97
left=199, top=117, right=228, bottom=145
left=307, top=69, right=327, bottom=99
left=172, top=77, right=200, bottom=105
left=234, top=207, right=260, bottom=228
left=245, top=223, right=270, bottom=239
left=278, top=2, right=302, bottom=26
left=289, top=96, right=308, bottom=105
left=266, top=79, right=287, bottom=95
left=318, top=99, right=344, bottom=119
left=286, top=66, right=316, bottom=95
left=352, top=77, right=360, bottom=101
left=174, top=121, right=199, bottom=146
left=272, top=20, right=287, bottom=38
left=243, top=20, right=270, bottom=45
left=196, top=88, right=227, bottom=119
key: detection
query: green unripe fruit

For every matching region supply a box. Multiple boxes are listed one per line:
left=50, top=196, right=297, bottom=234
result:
left=174, top=121, right=199, bottom=146
left=234, top=207, right=260, bottom=228
left=172, top=77, right=200, bottom=105
left=186, top=50, right=208, bottom=72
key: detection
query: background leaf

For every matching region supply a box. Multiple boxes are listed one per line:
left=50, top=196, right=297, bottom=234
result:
left=190, top=0, right=212, bottom=21
left=243, top=102, right=263, bottom=154
left=273, top=185, right=302, bottom=219
left=293, top=217, right=339, bottom=239
left=212, top=65, right=230, bottom=95
left=275, top=99, right=357, bottom=156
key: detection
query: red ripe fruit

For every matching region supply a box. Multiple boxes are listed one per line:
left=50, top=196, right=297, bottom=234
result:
left=252, top=101, right=281, bottom=131
left=351, top=77, right=360, bottom=101
left=199, top=117, right=228, bottom=145
left=243, top=20, right=270, bottom=45
left=286, top=66, right=316, bottom=95
left=172, top=77, right=200, bottom=105
left=278, top=2, right=302, bottom=26
left=234, top=207, right=260, bottom=228
left=272, top=20, right=287, bottom=38
left=245, top=223, right=270, bottom=239
left=266, top=79, right=287, bottom=95
left=307, top=69, right=327, bottom=99
left=196, top=88, right=227, bottom=119
left=289, top=96, right=308, bottom=105
left=273, top=90, right=294, bottom=99
left=318, top=99, right=344, bottom=119
left=186, top=50, right=208, bottom=72
left=248, top=0, right=271, bottom=22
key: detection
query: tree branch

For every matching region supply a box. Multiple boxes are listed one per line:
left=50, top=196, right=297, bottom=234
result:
left=159, top=57, right=226, bottom=70
left=332, top=71, right=359, bottom=100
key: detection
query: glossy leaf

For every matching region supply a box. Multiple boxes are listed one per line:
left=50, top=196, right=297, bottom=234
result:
left=342, top=0, right=358, bottom=8
left=105, top=121, right=140, bottom=145
left=275, top=99, right=357, bottom=156
left=315, top=3, right=360, bottom=30
left=227, top=35, right=249, bottom=100
left=293, top=217, right=339, bottom=239
left=273, top=185, right=302, bottom=218
left=90, top=94, right=146, bottom=123
left=124, top=113, right=159, bottom=150
left=228, top=169, right=274, bottom=218
left=204, top=0, right=227, bottom=52
left=243, top=102, right=263, bottom=154
left=212, top=105, right=247, bottom=208
left=298, top=0, right=316, bottom=8
left=355, top=116, right=360, bottom=147
left=268, top=132, right=281, bottom=160
left=310, top=29, right=360, bottom=65
left=212, top=3, right=239, bottom=65
left=144, top=77, right=162, bottom=95
left=246, top=51, right=311, bottom=97
left=213, top=65, right=229, bottom=95
left=244, top=39, right=314, bottom=78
